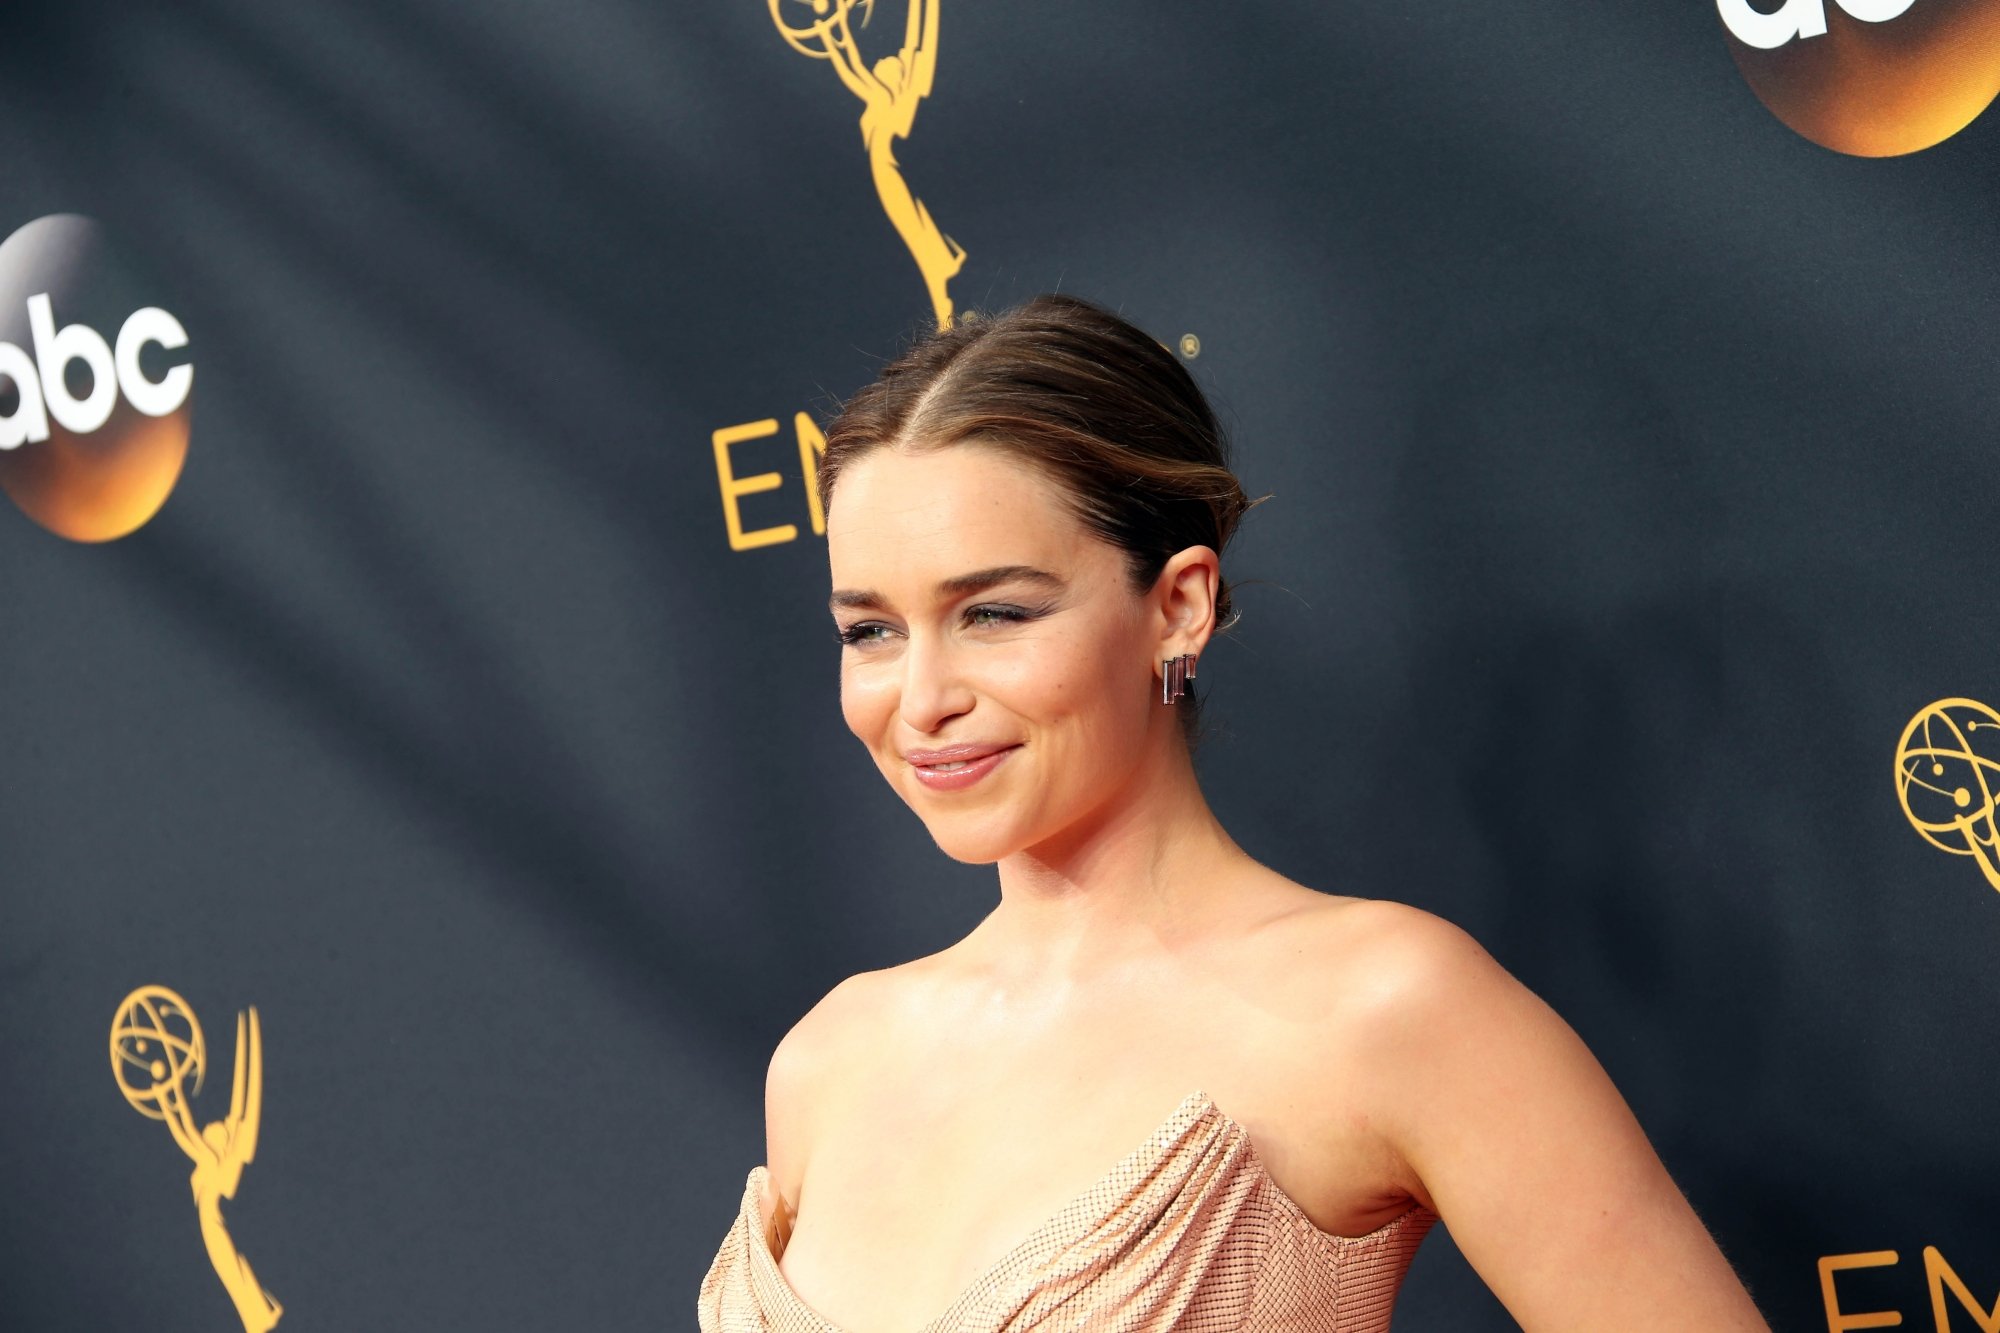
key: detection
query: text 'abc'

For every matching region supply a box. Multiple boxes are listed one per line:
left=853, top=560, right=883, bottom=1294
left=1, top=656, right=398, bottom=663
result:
left=0, top=294, right=191, bottom=450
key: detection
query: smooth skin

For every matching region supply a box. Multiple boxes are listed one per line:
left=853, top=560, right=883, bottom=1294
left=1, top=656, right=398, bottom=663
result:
left=760, top=441, right=1768, bottom=1331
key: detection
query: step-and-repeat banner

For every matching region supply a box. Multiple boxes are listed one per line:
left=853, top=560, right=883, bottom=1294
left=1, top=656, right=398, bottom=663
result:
left=2, top=3, right=1995, bottom=1330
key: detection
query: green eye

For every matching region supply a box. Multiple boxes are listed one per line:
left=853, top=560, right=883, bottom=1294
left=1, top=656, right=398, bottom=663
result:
left=835, top=623, right=887, bottom=646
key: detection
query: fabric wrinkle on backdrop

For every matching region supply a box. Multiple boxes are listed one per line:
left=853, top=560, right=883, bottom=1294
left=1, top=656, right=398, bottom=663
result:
left=0, top=2, right=1995, bottom=1331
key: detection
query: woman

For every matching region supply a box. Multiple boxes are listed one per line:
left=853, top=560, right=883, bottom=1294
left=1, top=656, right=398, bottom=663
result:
left=699, top=294, right=1768, bottom=1331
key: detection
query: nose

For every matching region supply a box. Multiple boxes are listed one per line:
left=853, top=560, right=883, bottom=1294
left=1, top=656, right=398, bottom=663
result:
left=898, top=625, right=976, bottom=734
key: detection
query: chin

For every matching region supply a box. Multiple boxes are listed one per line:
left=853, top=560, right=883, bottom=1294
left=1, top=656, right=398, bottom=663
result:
left=911, top=808, right=1030, bottom=865
left=923, top=826, right=1016, bottom=866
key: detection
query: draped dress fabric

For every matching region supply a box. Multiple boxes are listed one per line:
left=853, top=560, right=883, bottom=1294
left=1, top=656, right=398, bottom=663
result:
left=698, top=1090, right=1438, bottom=1332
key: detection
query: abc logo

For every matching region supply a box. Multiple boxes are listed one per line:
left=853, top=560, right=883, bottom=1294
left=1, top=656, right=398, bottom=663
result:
left=1717, top=0, right=2000, bottom=155
left=0, top=214, right=193, bottom=542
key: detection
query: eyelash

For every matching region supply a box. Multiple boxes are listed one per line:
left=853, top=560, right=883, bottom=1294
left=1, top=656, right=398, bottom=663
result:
left=835, top=604, right=1036, bottom=647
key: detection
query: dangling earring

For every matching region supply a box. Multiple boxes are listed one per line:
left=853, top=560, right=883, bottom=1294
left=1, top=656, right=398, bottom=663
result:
left=1161, top=652, right=1197, bottom=704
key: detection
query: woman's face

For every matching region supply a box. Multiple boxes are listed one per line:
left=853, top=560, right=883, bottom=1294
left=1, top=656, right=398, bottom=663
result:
left=826, top=443, right=1171, bottom=865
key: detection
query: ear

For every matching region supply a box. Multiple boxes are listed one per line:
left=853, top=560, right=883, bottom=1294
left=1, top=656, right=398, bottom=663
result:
left=1152, top=545, right=1221, bottom=659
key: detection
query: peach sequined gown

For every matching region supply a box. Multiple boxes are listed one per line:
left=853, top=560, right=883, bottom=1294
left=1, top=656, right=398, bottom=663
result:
left=698, top=1090, right=1437, bottom=1331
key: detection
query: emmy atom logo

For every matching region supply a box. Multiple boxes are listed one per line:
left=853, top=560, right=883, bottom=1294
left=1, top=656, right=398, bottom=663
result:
left=1716, top=0, right=2000, bottom=155
left=707, top=0, right=963, bottom=555
left=769, top=0, right=964, bottom=326
left=111, top=985, right=281, bottom=1333
left=0, top=214, right=193, bottom=542
left=1895, top=697, right=2000, bottom=894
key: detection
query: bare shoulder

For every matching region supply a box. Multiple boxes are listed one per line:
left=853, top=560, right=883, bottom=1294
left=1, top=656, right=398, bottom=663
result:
left=1277, top=893, right=1480, bottom=954
left=1334, top=898, right=1506, bottom=994
left=1269, top=896, right=1770, bottom=1328
left=1240, top=890, right=1575, bottom=1133
left=1284, top=895, right=1573, bottom=1070
left=762, top=959, right=934, bottom=1205
left=1251, top=888, right=1515, bottom=1017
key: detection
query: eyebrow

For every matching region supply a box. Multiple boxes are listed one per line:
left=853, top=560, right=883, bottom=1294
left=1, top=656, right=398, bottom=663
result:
left=829, top=564, right=1066, bottom=614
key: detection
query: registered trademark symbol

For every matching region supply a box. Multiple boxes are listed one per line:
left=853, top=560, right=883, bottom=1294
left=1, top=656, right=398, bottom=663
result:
left=1178, top=333, right=1201, bottom=359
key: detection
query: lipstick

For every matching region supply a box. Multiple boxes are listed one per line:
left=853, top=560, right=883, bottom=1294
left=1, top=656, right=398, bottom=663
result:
left=906, top=744, right=1019, bottom=793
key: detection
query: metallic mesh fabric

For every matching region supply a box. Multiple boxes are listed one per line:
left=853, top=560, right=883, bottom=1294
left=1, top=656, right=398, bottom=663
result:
left=698, top=1090, right=1437, bottom=1331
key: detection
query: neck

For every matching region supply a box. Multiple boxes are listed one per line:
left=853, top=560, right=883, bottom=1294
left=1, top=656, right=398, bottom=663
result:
left=979, top=733, right=1243, bottom=982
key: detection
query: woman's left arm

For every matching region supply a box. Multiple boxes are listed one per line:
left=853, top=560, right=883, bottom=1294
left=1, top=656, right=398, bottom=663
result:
left=1346, top=904, right=1769, bottom=1332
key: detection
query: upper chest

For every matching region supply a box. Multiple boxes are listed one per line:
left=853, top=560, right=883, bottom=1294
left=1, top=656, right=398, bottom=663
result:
left=772, top=977, right=1411, bottom=1329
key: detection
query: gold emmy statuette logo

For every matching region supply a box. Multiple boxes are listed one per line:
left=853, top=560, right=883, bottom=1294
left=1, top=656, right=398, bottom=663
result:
left=770, top=0, right=965, bottom=326
left=111, top=986, right=282, bottom=1333
left=1716, top=0, right=2000, bottom=156
left=1895, top=697, right=2000, bottom=893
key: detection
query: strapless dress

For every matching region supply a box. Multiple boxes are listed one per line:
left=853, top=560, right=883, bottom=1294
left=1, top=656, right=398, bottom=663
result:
left=697, top=1089, right=1437, bottom=1331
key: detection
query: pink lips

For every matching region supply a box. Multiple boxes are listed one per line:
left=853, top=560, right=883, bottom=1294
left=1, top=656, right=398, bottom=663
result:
left=904, top=742, right=1020, bottom=793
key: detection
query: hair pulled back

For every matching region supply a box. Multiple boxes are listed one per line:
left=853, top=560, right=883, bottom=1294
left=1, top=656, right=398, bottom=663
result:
left=818, top=293, right=1261, bottom=746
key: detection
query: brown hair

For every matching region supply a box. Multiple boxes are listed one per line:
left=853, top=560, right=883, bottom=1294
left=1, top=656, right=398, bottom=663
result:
left=819, top=293, right=1264, bottom=747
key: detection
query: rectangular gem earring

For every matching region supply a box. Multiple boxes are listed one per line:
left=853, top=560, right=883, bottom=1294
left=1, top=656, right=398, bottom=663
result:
left=1161, top=652, right=1197, bottom=704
